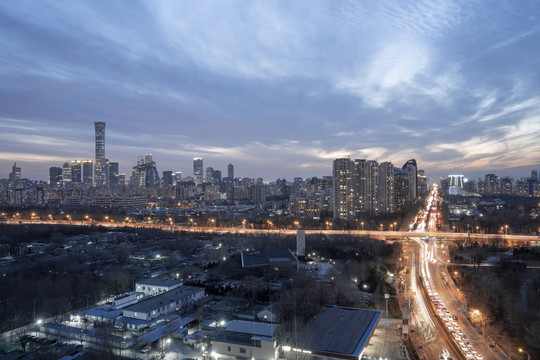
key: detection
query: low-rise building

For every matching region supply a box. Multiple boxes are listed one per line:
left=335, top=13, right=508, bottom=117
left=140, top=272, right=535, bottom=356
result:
left=241, top=249, right=298, bottom=277
left=135, top=278, right=183, bottom=297
left=123, top=286, right=204, bottom=321
left=211, top=320, right=280, bottom=360
left=282, top=306, right=382, bottom=360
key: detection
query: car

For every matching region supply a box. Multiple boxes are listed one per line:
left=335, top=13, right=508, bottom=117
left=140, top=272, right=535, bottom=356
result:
left=466, top=342, right=473, bottom=348
left=452, top=315, right=459, bottom=321
left=475, top=354, right=483, bottom=360
left=462, top=335, right=468, bottom=341
left=140, top=346, right=151, bottom=353
left=442, top=348, right=450, bottom=357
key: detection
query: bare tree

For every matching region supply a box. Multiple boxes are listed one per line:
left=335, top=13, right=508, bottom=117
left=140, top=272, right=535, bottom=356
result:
left=415, top=323, right=435, bottom=349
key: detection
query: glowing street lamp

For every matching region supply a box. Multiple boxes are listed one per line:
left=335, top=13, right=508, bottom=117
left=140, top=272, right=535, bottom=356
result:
left=504, top=224, right=508, bottom=235
left=360, top=221, right=364, bottom=230
left=519, top=348, right=530, bottom=360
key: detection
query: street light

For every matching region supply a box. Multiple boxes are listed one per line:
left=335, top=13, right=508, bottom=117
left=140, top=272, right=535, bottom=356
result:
left=504, top=224, right=508, bottom=235
left=361, top=221, right=364, bottom=230
left=519, top=348, right=530, bottom=360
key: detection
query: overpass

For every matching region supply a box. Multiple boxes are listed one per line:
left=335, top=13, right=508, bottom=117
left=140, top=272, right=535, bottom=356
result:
left=2, top=220, right=539, bottom=246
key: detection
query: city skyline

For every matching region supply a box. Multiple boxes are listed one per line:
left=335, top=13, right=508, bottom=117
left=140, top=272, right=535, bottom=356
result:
left=1, top=1, right=540, bottom=180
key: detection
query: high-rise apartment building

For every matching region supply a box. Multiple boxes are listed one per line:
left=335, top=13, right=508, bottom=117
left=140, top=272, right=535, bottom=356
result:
left=378, top=162, right=395, bottom=214
left=395, top=171, right=411, bottom=208
left=500, top=177, right=513, bottom=195
left=193, top=158, right=203, bottom=185
left=333, top=158, right=392, bottom=219
left=417, top=170, right=428, bottom=196
left=94, top=121, right=107, bottom=187
left=402, top=159, right=417, bottom=201
left=485, top=174, right=499, bottom=195
left=333, top=158, right=355, bottom=220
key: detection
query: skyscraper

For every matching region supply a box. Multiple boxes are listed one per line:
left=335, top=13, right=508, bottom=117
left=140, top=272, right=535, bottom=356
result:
left=333, top=158, right=355, bottom=220
left=402, top=159, right=417, bottom=201
left=109, top=162, right=119, bottom=185
left=49, top=166, right=62, bottom=186
left=70, top=160, right=82, bottom=183
left=378, top=162, right=395, bottom=214
left=94, top=122, right=106, bottom=187
left=485, top=174, right=499, bottom=195
left=82, top=160, right=93, bottom=185
left=193, top=158, right=203, bottom=185
left=228, top=164, right=234, bottom=180
left=9, top=163, right=21, bottom=190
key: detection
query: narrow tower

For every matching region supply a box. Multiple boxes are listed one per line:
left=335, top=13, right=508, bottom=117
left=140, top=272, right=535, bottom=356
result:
left=94, top=122, right=106, bottom=186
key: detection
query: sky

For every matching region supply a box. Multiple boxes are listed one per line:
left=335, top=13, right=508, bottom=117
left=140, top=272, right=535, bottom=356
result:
left=1, top=0, right=540, bottom=182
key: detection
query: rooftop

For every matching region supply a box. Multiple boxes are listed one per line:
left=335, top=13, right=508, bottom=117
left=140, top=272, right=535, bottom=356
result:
left=241, top=249, right=298, bottom=268
left=225, top=320, right=279, bottom=338
left=124, top=286, right=204, bottom=314
left=295, top=306, right=382, bottom=356
left=136, top=278, right=183, bottom=287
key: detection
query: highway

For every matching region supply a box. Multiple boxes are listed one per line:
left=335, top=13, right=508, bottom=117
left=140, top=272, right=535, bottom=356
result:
left=403, top=186, right=510, bottom=360
left=1, top=219, right=538, bottom=246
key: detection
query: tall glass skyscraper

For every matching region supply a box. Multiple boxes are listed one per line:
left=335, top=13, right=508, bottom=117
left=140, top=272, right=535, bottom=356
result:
left=94, top=122, right=106, bottom=186
left=193, top=158, right=203, bottom=185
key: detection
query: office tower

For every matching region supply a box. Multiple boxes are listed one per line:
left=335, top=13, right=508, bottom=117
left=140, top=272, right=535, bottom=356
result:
left=448, top=175, right=464, bottom=188
left=228, top=164, right=234, bottom=179
left=532, top=170, right=538, bottom=181
left=193, top=158, right=203, bottom=185
left=485, top=174, right=499, bottom=195
left=378, top=162, right=395, bottom=214
left=82, top=160, right=93, bottom=185
left=109, top=162, right=119, bottom=185
left=172, top=171, right=182, bottom=183
left=333, top=158, right=355, bottom=220
left=162, top=171, right=173, bottom=187
left=402, top=159, right=417, bottom=201
left=70, top=160, right=82, bottom=183
left=206, top=167, right=215, bottom=183
left=118, top=173, right=126, bottom=185
left=94, top=121, right=107, bottom=186
left=500, top=177, right=513, bottom=195
left=214, top=170, right=222, bottom=184
left=49, top=166, right=62, bottom=186
left=62, top=162, right=72, bottom=185
left=9, top=163, right=21, bottom=190
left=130, top=154, right=160, bottom=187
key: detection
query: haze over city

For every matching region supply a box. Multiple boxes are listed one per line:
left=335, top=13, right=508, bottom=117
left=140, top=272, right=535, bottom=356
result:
left=1, top=0, right=540, bottom=181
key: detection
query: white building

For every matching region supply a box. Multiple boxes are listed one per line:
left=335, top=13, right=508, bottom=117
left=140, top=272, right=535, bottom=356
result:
left=211, top=320, right=280, bottom=360
left=135, top=278, right=183, bottom=297
left=123, top=286, right=204, bottom=321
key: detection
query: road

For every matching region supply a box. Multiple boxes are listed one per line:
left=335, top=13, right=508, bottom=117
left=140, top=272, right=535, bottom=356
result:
left=402, top=185, right=509, bottom=360
left=1, top=219, right=538, bottom=245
